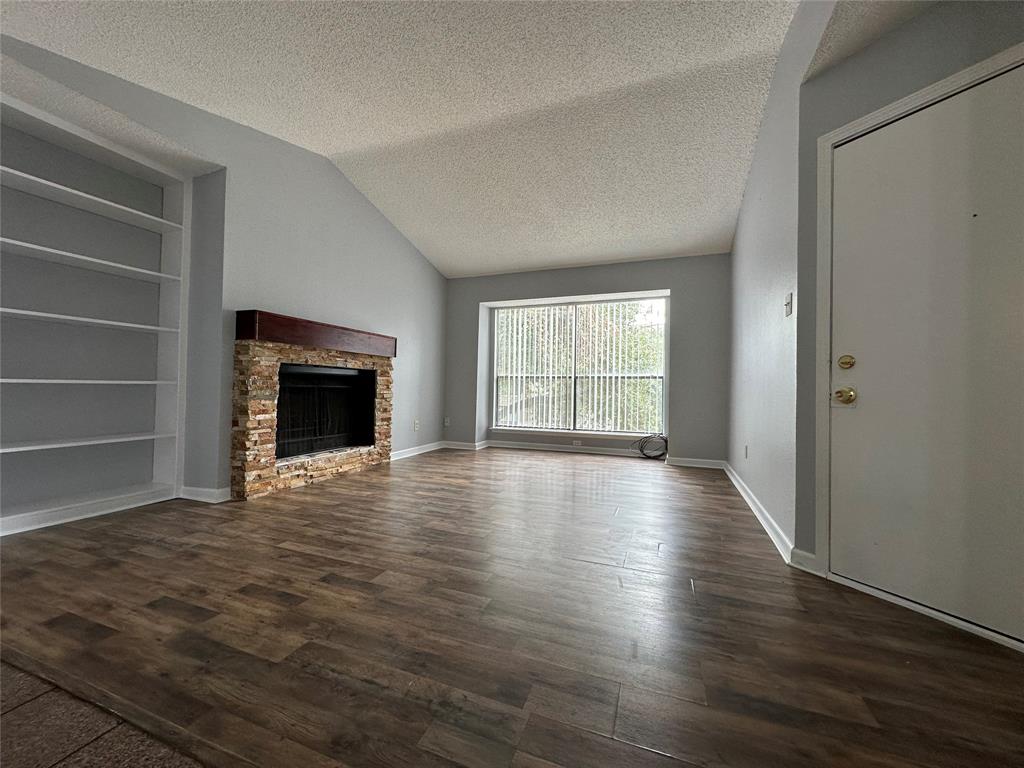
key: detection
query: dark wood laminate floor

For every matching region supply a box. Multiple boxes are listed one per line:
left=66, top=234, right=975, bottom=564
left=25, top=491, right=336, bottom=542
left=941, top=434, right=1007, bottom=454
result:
left=2, top=449, right=1022, bottom=768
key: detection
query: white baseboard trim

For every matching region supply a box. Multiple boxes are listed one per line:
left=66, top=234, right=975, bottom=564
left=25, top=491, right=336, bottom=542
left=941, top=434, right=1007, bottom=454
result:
left=827, top=573, right=1024, bottom=653
left=390, top=441, right=446, bottom=460
left=179, top=486, right=231, bottom=504
left=1, top=485, right=175, bottom=536
left=789, top=547, right=826, bottom=576
left=719, top=472, right=1021, bottom=653
left=485, top=440, right=637, bottom=457
left=723, top=463, right=794, bottom=563
left=665, top=456, right=727, bottom=469
left=443, top=443, right=724, bottom=461
left=442, top=440, right=490, bottom=450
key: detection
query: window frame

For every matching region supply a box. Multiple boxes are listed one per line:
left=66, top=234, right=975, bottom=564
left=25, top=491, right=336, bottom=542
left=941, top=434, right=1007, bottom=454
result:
left=489, top=293, right=670, bottom=437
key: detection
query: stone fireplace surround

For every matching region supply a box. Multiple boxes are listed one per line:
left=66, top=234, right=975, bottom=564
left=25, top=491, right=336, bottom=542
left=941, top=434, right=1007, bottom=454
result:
left=231, top=310, right=396, bottom=500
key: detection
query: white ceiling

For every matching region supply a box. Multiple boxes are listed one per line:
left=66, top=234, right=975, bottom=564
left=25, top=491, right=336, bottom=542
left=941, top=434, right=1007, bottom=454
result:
left=806, top=0, right=934, bottom=80
left=0, top=55, right=218, bottom=179
left=0, top=2, right=802, bottom=276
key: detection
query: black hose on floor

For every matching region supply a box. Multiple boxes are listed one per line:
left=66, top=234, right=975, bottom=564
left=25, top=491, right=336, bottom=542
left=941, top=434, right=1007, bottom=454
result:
left=630, top=433, right=668, bottom=459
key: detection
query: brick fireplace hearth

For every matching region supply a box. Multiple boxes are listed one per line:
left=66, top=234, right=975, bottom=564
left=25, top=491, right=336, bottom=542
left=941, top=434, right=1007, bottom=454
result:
left=231, top=311, right=396, bottom=500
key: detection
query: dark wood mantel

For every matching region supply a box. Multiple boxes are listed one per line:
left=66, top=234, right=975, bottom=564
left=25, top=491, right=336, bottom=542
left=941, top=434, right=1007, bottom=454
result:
left=235, top=310, right=397, bottom=357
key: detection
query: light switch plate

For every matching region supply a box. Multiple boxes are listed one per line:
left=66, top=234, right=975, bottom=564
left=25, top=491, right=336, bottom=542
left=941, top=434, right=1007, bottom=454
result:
left=784, top=292, right=794, bottom=317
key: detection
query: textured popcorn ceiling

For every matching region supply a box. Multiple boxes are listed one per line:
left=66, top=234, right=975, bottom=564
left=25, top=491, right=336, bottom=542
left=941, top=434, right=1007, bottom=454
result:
left=1, top=56, right=217, bottom=179
left=1, top=1, right=799, bottom=276
left=806, top=0, right=934, bottom=80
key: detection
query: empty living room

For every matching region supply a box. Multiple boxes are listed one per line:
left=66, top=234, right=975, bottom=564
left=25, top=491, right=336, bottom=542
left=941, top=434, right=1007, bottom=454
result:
left=0, top=1, right=1022, bottom=766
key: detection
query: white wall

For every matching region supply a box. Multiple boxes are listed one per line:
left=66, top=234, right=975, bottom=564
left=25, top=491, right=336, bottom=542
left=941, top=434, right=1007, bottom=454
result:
left=2, top=36, right=448, bottom=493
left=728, top=3, right=834, bottom=550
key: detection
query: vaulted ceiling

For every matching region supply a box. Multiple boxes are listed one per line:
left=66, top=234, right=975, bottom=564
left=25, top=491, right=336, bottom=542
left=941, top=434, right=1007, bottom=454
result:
left=0, top=54, right=217, bottom=179
left=1, top=2, right=805, bottom=276
left=806, top=0, right=934, bottom=80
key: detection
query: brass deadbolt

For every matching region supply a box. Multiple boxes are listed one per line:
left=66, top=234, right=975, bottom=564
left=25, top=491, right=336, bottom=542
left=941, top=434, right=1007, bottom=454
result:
left=837, top=354, right=856, bottom=370
left=834, top=386, right=857, bottom=405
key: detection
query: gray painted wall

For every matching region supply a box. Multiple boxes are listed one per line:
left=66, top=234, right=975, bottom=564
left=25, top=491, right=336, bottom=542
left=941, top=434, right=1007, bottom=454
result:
left=1, top=129, right=161, bottom=513
left=794, top=1, right=1024, bottom=552
left=445, top=254, right=731, bottom=460
left=1, top=124, right=163, bottom=215
left=2, top=36, right=448, bottom=491
left=728, top=3, right=834, bottom=546
left=184, top=169, right=229, bottom=490
left=8, top=5, right=1018, bottom=516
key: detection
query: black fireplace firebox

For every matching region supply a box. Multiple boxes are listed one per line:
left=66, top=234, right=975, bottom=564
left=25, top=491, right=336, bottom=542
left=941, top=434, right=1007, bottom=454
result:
left=276, top=363, right=376, bottom=460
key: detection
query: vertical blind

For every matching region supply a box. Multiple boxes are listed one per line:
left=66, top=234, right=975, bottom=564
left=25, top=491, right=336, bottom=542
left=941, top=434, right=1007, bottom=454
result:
left=494, top=298, right=665, bottom=433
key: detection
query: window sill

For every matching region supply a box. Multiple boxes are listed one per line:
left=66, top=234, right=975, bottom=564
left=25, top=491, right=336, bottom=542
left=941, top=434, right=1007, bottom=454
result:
left=489, top=427, right=662, bottom=441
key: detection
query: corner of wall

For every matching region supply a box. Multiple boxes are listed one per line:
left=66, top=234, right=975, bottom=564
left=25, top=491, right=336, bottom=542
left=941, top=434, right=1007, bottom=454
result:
left=724, top=463, right=793, bottom=563
left=793, top=0, right=1024, bottom=557
left=726, top=0, right=832, bottom=557
left=473, top=304, right=491, bottom=444
left=184, top=167, right=229, bottom=491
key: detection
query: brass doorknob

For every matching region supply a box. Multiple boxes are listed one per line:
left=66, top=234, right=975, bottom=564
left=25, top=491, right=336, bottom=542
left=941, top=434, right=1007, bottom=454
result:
left=834, top=386, right=857, bottom=405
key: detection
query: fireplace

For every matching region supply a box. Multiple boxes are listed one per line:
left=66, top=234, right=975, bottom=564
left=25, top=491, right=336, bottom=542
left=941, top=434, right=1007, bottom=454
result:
left=232, top=310, right=396, bottom=500
left=276, top=364, right=376, bottom=459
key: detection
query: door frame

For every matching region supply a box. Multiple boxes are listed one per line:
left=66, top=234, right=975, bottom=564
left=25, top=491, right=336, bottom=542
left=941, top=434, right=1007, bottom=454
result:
left=813, top=43, right=1024, bottom=651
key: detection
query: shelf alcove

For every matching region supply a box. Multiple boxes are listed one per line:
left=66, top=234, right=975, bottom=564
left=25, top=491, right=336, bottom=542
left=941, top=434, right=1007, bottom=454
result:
left=0, top=99, right=194, bottom=534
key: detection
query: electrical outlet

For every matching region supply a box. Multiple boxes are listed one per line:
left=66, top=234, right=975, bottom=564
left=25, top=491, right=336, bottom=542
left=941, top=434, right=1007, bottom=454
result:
left=443, top=417, right=450, bottom=428
left=572, top=440, right=582, bottom=446
left=784, top=292, right=794, bottom=317
left=744, top=444, right=749, bottom=459
left=414, top=419, right=420, bottom=432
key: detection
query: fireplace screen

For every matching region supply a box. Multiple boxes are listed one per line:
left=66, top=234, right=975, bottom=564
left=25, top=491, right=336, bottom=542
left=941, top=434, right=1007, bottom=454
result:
left=276, top=364, right=376, bottom=459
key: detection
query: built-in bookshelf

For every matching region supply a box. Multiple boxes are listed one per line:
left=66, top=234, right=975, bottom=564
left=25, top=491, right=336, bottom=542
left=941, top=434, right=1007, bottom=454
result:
left=0, top=99, right=191, bottom=534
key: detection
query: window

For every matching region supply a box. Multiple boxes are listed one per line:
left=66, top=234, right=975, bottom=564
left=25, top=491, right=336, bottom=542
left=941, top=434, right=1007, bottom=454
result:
left=493, top=298, right=666, bottom=433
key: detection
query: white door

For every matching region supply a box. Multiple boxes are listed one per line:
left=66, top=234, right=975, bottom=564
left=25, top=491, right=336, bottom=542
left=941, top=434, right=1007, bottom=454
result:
left=830, top=64, right=1024, bottom=642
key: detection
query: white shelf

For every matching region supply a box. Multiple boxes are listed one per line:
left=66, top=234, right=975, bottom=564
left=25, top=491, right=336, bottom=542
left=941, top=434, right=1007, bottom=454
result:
left=0, top=431, right=176, bottom=454
left=0, top=379, right=177, bottom=385
left=0, top=166, right=183, bottom=234
left=0, top=307, right=179, bottom=333
left=0, top=482, right=175, bottom=535
left=0, top=237, right=181, bottom=283
left=0, top=106, right=190, bottom=536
